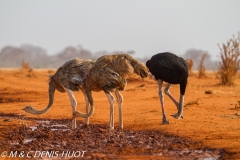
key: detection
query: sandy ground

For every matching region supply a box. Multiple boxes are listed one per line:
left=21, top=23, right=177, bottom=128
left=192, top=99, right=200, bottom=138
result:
left=0, top=69, right=240, bottom=159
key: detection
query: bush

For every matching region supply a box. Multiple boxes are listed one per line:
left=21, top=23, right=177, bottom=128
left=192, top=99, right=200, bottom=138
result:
left=198, top=53, right=207, bottom=78
left=218, top=32, right=240, bottom=85
left=186, top=58, right=193, bottom=75
left=21, top=60, right=31, bottom=70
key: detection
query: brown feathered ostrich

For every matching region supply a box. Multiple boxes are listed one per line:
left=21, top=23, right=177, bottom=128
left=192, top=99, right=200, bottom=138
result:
left=74, top=54, right=148, bottom=130
left=22, top=58, right=95, bottom=129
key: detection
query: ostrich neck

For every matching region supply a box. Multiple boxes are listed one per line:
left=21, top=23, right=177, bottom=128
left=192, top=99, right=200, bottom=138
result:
left=27, top=79, right=55, bottom=115
left=28, top=105, right=52, bottom=115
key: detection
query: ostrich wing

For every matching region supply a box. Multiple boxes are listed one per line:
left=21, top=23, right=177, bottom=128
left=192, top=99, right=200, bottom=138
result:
left=54, top=58, right=94, bottom=92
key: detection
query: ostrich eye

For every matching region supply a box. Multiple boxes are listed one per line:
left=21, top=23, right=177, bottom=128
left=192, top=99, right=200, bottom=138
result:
left=111, top=73, right=118, bottom=77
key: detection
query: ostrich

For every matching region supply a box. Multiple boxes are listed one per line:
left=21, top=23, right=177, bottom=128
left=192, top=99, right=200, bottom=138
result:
left=73, top=54, right=148, bottom=130
left=146, top=52, right=188, bottom=124
left=22, top=58, right=95, bottom=129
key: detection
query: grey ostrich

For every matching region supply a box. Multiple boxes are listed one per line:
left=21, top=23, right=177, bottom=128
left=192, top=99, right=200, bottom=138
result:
left=74, top=54, right=148, bottom=130
left=22, top=58, right=95, bottom=129
left=146, top=52, right=188, bottom=124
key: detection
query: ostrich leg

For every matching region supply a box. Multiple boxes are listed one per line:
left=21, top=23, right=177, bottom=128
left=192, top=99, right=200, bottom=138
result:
left=64, top=87, right=77, bottom=129
left=105, top=92, right=115, bottom=130
left=164, top=84, right=178, bottom=107
left=157, top=80, right=170, bottom=124
left=115, top=89, right=123, bottom=129
left=171, top=94, right=184, bottom=119
left=164, top=83, right=183, bottom=119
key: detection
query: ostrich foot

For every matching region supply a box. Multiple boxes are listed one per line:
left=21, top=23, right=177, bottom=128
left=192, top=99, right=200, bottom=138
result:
left=83, top=124, right=89, bottom=128
left=171, top=113, right=184, bottom=119
left=72, top=119, right=77, bottom=129
left=119, top=123, right=123, bottom=130
left=84, top=118, right=89, bottom=126
left=109, top=126, right=114, bottom=130
left=162, top=118, right=170, bottom=124
left=72, top=124, right=77, bottom=129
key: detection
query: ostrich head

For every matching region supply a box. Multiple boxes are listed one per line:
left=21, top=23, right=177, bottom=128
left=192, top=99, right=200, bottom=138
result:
left=22, top=106, right=37, bottom=114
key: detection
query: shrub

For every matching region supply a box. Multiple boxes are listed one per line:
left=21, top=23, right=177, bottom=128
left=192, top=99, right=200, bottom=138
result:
left=198, top=53, right=207, bottom=78
left=186, top=58, right=193, bottom=75
left=218, top=32, right=240, bottom=85
left=21, top=60, right=31, bottom=70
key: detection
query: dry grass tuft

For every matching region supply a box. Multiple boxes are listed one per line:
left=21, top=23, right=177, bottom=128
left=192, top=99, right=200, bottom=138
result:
left=198, top=53, right=207, bottom=78
left=218, top=32, right=240, bottom=85
left=185, top=98, right=200, bottom=107
left=229, top=101, right=240, bottom=110
left=19, top=60, right=38, bottom=78
left=186, top=58, right=194, bottom=75
left=235, top=101, right=240, bottom=110
left=21, top=60, right=31, bottom=70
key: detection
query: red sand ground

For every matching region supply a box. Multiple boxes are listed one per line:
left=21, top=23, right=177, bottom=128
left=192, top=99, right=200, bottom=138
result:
left=0, top=69, right=240, bottom=159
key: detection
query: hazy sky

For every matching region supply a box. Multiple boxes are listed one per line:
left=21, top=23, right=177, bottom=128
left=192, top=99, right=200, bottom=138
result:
left=1, top=0, right=240, bottom=59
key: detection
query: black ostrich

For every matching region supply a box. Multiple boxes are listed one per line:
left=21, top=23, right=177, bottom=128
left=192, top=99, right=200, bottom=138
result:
left=146, top=52, right=188, bottom=124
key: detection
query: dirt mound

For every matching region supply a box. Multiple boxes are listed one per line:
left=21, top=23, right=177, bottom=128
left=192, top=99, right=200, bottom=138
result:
left=0, top=118, right=222, bottom=159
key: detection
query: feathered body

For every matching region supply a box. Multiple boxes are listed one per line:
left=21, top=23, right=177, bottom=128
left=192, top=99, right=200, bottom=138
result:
left=53, top=58, right=94, bottom=92
left=146, top=52, right=188, bottom=95
left=86, top=54, right=148, bottom=92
